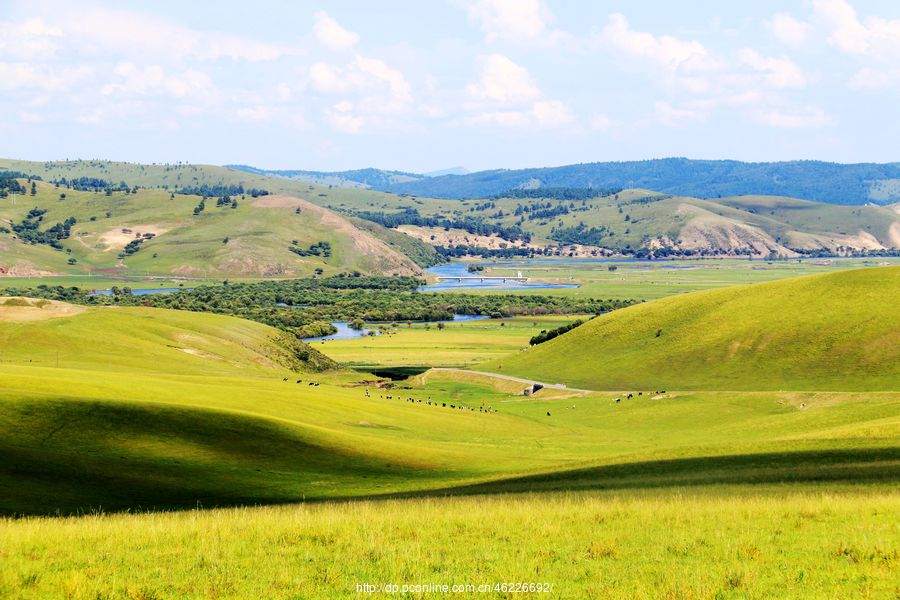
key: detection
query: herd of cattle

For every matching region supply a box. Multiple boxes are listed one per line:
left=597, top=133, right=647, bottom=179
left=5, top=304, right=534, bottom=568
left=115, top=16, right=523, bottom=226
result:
left=284, top=377, right=669, bottom=417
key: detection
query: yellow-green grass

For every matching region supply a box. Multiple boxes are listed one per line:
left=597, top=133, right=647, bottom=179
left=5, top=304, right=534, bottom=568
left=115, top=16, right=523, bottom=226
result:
left=485, top=266, right=900, bottom=392
left=1, top=294, right=899, bottom=597
left=2, top=298, right=899, bottom=516
left=0, top=179, right=418, bottom=279
left=0, top=301, right=308, bottom=376
left=2, top=488, right=897, bottom=599
left=470, top=256, right=899, bottom=300
left=314, top=315, right=583, bottom=368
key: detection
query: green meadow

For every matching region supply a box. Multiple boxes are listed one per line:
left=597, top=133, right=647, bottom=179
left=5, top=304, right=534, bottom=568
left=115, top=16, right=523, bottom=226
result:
left=486, top=266, right=900, bottom=391
left=3, top=490, right=898, bottom=599
left=464, top=256, right=899, bottom=300
left=0, top=177, right=421, bottom=280
left=0, top=267, right=898, bottom=598
left=313, top=315, right=583, bottom=368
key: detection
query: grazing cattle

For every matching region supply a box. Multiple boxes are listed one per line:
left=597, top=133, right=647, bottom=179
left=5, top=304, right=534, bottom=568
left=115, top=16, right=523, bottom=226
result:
left=282, top=378, right=289, bottom=382
left=615, top=398, right=621, bottom=403
left=442, top=403, right=446, bottom=407
left=546, top=411, right=551, bottom=416
left=296, top=380, right=302, bottom=384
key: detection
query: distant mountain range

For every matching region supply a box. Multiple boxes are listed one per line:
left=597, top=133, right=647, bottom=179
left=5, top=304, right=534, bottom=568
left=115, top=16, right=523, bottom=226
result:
left=230, top=158, right=900, bottom=205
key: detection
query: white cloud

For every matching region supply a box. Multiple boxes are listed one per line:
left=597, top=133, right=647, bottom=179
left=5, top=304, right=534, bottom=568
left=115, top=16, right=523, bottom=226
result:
left=654, top=101, right=704, bottom=126
left=0, top=18, right=63, bottom=60
left=0, top=61, right=91, bottom=91
left=41, top=6, right=295, bottom=63
left=756, top=106, right=832, bottom=128
left=312, top=11, right=359, bottom=52
left=309, top=55, right=411, bottom=105
left=813, top=0, right=900, bottom=59
left=309, top=55, right=414, bottom=133
left=589, top=114, right=613, bottom=132
left=466, top=53, right=540, bottom=104
left=464, top=100, right=572, bottom=129
left=465, top=0, right=566, bottom=45
left=767, top=13, right=813, bottom=47
left=848, top=67, right=892, bottom=90
left=599, top=13, right=718, bottom=73
left=532, top=100, right=572, bottom=127
left=738, top=49, right=807, bottom=89
left=810, top=1, right=900, bottom=88
left=236, top=105, right=274, bottom=121
left=101, top=63, right=214, bottom=101
left=325, top=102, right=365, bottom=133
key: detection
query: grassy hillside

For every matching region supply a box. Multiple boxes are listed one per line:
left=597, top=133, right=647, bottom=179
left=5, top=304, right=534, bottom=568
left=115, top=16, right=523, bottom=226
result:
left=0, top=176, right=420, bottom=279
left=484, top=267, right=900, bottom=391
left=0, top=296, right=334, bottom=375
left=319, top=187, right=900, bottom=257
left=1, top=289, right=898, bottom=597
left=1, top=294, right=897, bottom=516
left=5, top=159, right=899, bottom=261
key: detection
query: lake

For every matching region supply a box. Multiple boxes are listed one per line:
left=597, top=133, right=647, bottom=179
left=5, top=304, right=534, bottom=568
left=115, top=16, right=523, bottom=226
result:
left=421, top=262, right=579, bottom=291
left=90, top=287, right=192, bottom=296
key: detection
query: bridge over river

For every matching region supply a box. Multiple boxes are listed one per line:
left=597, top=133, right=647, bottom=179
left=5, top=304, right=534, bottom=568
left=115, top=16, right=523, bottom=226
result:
left=435, top=270, right=527, bottom=283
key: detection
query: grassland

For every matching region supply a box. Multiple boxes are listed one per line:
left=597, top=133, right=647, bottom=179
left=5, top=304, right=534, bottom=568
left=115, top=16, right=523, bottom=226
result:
left=453, top=256, right=899, bottom=300
left=3, top=489, right=897, bottom=599
left=313, top=315, right=583, bottom=368
left=5, top=158, right=900, bottom=261
left=1, top=265, right=898, bottom=597
left=486, top=266, right=900, bottom=391
left=0, top=177, right=420, bottom=279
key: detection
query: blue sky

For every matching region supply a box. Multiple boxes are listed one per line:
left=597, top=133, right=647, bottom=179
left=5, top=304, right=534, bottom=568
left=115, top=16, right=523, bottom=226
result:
left=1, top=1, right=899, bottom=171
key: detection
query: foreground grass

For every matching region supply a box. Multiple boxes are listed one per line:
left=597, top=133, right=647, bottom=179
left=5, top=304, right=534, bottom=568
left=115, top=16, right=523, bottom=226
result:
left=2, top=488, right=897, bottom=599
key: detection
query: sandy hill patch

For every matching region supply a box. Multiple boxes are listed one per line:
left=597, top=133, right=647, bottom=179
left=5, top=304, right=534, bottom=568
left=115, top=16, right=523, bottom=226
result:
left=98, top=225, right=170, bottom=251
left=678, top=207, right=795, bottom=256
left=0, top=297, right=85, bottom=321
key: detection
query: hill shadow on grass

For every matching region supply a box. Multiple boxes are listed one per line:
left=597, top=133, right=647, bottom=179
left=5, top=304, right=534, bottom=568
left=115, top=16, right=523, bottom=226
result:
left=389, top=446, right=900, bottom=500
left=2, top=397, right=897, bottom=517
left=0, top=398, right=446, bottom=516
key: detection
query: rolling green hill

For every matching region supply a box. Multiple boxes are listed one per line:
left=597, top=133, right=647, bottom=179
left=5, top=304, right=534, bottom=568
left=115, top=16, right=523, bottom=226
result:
left=1, top=291, right=897, bottom=516
left=4, top=159, right=899, bottom=262
left=0, top=176, right=422, bottom=279
left=483, top=267, right=900, bottom=391
left=4, top=158, right=900, bottom=275
left=303, top=186, right=900, bottom=257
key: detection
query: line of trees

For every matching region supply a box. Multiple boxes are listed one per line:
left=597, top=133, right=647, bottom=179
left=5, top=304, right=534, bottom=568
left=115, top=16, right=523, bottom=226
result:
left=492, top=187, right=622, bottom=200
left=9, top=277, right=636, bottom=339
left=351, top=208, right=532, bottom=243
left=529, top=318, right=589, bottom=346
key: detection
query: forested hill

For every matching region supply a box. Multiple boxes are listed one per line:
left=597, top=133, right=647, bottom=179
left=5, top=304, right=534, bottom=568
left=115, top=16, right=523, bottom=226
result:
left=234, top=159, right=900, bottom=205
left=386, top=159, right=900, bottom=204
